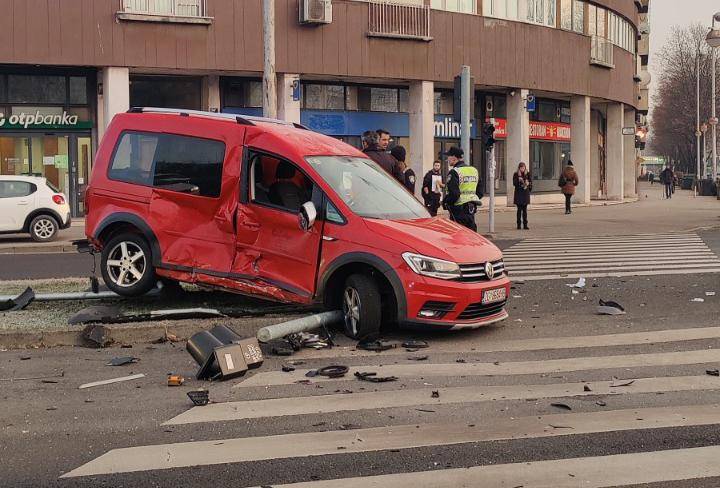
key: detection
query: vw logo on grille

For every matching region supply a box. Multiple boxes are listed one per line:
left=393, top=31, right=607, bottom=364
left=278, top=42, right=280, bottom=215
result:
left=485, top=261, right=495, bottom=280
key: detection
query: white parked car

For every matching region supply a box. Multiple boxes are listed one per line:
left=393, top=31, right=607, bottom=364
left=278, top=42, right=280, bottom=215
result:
left=0, top=175, right=72, bottom=242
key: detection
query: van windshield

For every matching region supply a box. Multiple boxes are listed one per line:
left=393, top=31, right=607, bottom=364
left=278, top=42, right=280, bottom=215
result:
left=306, top=156, right=430, bottom=220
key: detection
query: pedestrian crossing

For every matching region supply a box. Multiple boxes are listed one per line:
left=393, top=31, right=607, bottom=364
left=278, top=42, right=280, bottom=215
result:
left=61, top=325, right=720, bottom=486
left=503, top=232, right=720, bottom=281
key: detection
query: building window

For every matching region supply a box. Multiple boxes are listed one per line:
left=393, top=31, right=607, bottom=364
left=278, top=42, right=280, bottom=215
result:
left=303, top=84, right=345, bottom=110
left=130, top=76, right=202, bottom=110
left=222, top=79, right=262, bottom=108
left=572, top=0, right=584, bottom=33
left=431, top=0, right=476, bottom=14
left=8, top=75, right=66, bottom=104
left=588, top=4, right=596, bottom=36
left=560, top=0, right=572, bottom=30
left=434, top=91, right=454, bottom=115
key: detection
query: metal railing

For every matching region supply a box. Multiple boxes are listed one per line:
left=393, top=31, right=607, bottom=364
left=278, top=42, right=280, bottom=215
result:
left=590, top=35, right=614, bottom=68
left=367, top=1, right=432, bottom=42
left=121, top=0, right=207, bottom=17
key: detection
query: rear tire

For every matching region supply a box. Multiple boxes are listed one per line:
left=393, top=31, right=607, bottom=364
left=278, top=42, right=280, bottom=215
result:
left=101, top=233, right=156, bottom=297
left=342, top=274, right=382, bottom=341
left=29, top=215, right=58, bottom=242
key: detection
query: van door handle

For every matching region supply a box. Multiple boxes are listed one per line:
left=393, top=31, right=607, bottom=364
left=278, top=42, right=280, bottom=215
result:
left=244, top=222, right=261, bottom=231
left=17, top=200, right=29, bottom=205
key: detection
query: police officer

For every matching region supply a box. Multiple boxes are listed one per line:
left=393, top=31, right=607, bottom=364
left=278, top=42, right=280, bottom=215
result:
left=442, top=146, right=482, bottom=232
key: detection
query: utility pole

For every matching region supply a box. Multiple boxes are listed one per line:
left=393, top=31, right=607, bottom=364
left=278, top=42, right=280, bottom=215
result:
left=487, top=144, right=495, bottom=234
left=460, top=66, right=471, bottom=161
left=697, top=52, right=702, bottom=181
left=263, top=0, right=277, bottom=119
left=712, top=47, right=718, bottom=181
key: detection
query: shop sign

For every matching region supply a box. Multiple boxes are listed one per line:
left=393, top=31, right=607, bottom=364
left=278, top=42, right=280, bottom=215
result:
left=433, top=116, right=477, bottom=139
left=0, top=111, right=93, bottom=130
left=486, top=118, right=571, bottom=142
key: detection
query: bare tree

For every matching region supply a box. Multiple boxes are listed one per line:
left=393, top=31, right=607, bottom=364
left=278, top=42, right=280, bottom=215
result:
left=650, top=23, right=719, bottom=174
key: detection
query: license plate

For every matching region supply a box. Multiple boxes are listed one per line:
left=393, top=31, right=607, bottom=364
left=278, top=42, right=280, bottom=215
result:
left=482, top=287, right=506, bottom=304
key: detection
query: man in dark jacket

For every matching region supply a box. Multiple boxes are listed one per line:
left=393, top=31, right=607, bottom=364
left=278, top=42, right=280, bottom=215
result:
left=390, top=145, right=416, bottom=193
left=660, top=164, right=674, bottom=199
left=422, top=160, right=444, bottom=216
left=442, top=147, right=482, bottom=232
left=362, top=130, right=398, bottom=177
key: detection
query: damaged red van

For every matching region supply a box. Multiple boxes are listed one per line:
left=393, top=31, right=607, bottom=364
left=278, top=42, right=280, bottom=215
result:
left=83, top=108, right=509, bottom=339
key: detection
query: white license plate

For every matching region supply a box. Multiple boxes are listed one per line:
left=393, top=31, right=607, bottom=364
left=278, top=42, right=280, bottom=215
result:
left=482, top=287, right=507, bottom=304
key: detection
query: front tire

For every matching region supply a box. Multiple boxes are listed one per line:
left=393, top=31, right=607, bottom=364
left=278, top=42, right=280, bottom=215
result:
left=101, top=233, right=156, bottom=297
left=29, top=215, right=58, bottom=242
left=342, top=274, right=382, bottom=341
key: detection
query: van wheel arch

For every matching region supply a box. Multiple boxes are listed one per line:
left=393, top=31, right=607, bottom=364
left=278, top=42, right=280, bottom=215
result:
left=319, top=254, right=406, bottom=325
left=95, top=213, right=162, bottom=266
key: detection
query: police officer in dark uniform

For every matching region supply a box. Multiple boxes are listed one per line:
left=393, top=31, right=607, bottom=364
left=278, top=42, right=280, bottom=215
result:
left=442, top=147, right=482, bottom=232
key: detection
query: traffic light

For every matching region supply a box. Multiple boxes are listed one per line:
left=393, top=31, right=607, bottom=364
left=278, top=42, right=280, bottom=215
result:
left=483, top=122, right=496, bottom=150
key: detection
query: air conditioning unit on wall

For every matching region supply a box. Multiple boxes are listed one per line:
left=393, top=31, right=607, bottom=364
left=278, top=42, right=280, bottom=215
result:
left=300, top=0, right=332, bottom=25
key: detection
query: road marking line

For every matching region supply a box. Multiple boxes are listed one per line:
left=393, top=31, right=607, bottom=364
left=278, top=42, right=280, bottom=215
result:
left=60, top=404, right=720, bottom=478
left=235, top=349, right=720, bottom=388
left=507, top=240, right=707, bottom=251
left=506, top=262, right=720, bottom=272
left=284, top=326, right=720, bottom=360
left=510, top=268, right=720, bottom=281
left=502, top=245, right=712, bottom=256
left=504, top=255, right=717, bottom=264
left=165, top=375, right=720, bottom=425
left=261, top=445, right=720, bottom=488
left=516, top=233, right=699, bottom=243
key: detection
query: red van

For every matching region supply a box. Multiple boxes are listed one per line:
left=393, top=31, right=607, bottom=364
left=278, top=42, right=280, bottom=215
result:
left=83, top=108, right=509, bottom=339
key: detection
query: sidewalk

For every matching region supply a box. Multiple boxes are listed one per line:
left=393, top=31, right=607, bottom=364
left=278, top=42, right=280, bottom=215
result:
left=0, top=220, right=85, bottom=254
left=485, top=182, right=720, bottom=240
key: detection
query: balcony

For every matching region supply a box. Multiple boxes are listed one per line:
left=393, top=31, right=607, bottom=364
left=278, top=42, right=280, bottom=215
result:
left=590, top=35, right=614, bottom=68
left=367, top=1, right=433, bottom=42
left=117, top=0, right=212, bottom=24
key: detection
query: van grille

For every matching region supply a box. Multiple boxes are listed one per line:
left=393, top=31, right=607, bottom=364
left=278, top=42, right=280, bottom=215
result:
left=456, top=260, right=505, bottom=283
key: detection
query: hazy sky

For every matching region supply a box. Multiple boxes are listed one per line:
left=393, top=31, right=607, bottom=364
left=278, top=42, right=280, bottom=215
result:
left=649, top=0, right=719, bottom=111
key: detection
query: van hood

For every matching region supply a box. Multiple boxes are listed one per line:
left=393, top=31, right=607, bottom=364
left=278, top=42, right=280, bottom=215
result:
left=363, top=217, right=502, bottom=264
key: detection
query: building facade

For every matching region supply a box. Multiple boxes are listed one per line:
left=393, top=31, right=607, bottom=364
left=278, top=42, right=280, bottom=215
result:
left=0, top=0, right=651, bottom=215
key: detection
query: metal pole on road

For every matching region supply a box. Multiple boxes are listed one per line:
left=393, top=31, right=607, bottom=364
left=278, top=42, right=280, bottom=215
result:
left=460, top=65, right=471, bottom=160
left=697, top=52, right=702, bottom=181
left=263, top=0, right=277, bottom=119
left=488, top=146, right=495, bottom=234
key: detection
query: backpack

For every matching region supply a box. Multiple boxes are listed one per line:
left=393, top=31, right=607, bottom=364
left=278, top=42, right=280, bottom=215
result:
left=558, top=174, right=567, bottom=187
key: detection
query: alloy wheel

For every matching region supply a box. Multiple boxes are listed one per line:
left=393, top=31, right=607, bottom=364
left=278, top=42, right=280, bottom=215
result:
left=33, top=218, right=55, bottom=240
left=343, top=287, right=362, bottom=337
left=105, top=241, right=147, bottom=288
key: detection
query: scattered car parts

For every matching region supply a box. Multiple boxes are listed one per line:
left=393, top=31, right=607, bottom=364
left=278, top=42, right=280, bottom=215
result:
left=187, top=389, right=209, bottom=406
left=0, top=287, right=35, bottom=312
left=187, top=325, right=263, bottom=381
left=106, top=356, right=139, bottom=366
left=354, top=371, right=398, bottom=383
left=597, top=299, right=626, bottom=315
left=78, top=373, right=145, bottom=389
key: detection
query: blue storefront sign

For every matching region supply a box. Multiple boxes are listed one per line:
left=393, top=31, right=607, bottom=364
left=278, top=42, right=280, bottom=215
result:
left=223, top=108, right=478, bottom=139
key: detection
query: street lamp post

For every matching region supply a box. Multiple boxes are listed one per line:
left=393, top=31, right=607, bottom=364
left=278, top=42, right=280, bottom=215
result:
left=707, top=13, right=720, bottom=181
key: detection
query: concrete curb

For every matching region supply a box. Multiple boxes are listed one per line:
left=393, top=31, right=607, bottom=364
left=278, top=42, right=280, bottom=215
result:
left=0, top=315, right=295, bottom=349
left=0, top=244, right=78, bottom=255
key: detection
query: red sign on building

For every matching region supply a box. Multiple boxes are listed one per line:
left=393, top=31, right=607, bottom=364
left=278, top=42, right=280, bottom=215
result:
left=488, top=118, right=571, bottom=142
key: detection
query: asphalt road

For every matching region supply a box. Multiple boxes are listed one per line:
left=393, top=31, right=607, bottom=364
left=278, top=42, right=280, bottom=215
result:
left=4, top=272, right=720, bottom=487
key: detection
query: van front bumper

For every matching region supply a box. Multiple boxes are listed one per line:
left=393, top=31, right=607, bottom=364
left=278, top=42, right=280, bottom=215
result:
left=398, top=272, right=511, bottom=330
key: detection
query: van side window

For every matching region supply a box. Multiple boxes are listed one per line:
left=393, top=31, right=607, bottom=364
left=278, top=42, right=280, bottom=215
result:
left=325, top=201, right=344, bottom=224
left=109, top=131, right=226, bottom=198
left=0, top=181, right=36, bottom=198
left=248, top=151, right=313, bottom=213
left=108, top=132, right=158, bottom=186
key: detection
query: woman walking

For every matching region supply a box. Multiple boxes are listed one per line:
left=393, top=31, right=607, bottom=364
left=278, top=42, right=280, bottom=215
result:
left=559, top=160, right=579, bottom=214
left=513, top=162, right=532, bottom=230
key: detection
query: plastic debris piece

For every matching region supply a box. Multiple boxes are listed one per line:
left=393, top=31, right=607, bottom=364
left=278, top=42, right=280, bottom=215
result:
left=596, top=400, right=607, bottom=407
left=401, top=340, right=429, bottom=349
left=317, top=365, right=349, bottom=378
left=106, top=356, right=139, bottom=366
left=357, top=340, right=399, bottom=352
left=610, top=379, right=635, bottom=387
left=551, top=402, right=572, bottom=410
left=431, top=390, right=440, bottom=398
left=566, top=278, right=586, bottom=289
left=78, top=373, right=145, bottom=389
left=187, top=389, right=209, bottom=406
left=691, top=298, right=705, bottom=303
left=706, top=292, right=716, bottom=297
left=354, top=371, right=397, bottom=383
left=583, top=385, right=592, bottom=392
left=706, top=369, right=720, bottom=377
left=597, top=299, right=626, bottom=316
left=415, top=409, right=436, bottom=413
left=408, top=355, right=429, bottom=361
left=68, top=305, right=122, bottom=325
left=0, top=287, right=35, bottom=312
left=282, top=365, right=296, bottom=372
left=167, top=374, right=185, bottom=386
left=82, top=324, right=113, bottom=348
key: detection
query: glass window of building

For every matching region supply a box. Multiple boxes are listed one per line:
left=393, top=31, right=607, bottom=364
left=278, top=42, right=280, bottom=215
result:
left=399, top=89, right=409, bottom=113
left=434, top=91, right=454, bottom=115
left=0, top=76, right=5, bottom=103
left=572, top=0, right=584, bottom=33
left=130, top=76, right=202, bottom=110
left=431, top=0, right=475, bottom=14
left=358, top=87, right=399, bottom=112
left=69, top=77, right=87, bottom=105
left=560, top=0, right=572, bottom=30
left=597, top=7, right=606, bottom=37
left=222, top=79, right=262, bottom=108
left=8, top=75, right=66, bottom=104
left=537, top=101, right=557, bottom=122
left=304, top=84, right=345, bottom=110
left=560, top=105, right=571, bottom=124
left=588, top=4, right=596, bottom=36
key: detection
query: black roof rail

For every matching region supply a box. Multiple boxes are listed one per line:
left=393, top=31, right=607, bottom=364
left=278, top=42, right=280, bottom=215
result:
left=292, top=122, right=310, bottom=130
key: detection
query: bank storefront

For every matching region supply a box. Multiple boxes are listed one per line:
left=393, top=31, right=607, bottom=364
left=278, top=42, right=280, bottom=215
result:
left=0, top=68, right=97, bottom=217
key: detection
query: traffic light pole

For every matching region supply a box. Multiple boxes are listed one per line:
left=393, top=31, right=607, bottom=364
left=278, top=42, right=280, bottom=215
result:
left=460, top=66, right=471, bottom=162
left=488, top=146, right=495, bottom=234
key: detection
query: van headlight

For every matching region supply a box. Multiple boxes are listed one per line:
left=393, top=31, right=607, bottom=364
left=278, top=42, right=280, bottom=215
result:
left=402, top=252, right=461, bottom=280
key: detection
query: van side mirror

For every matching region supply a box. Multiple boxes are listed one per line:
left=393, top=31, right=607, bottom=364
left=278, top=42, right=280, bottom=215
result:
left=299, top=201, right=317, bottom=232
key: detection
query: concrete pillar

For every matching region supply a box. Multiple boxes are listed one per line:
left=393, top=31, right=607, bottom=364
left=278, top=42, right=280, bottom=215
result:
left=590, top=111, right=601, bottom=198
left=506, top=89, right=530, bottom=206
left=202, top=75, right=221, bottom=113
left=100, top=67, right=130, bottom=139
left=277, top=73, right=301, bottom=124
left=606, top=103, right=624, bottom=201
left=571, top=96, right=591, bottom=204
left=408, top=81, right=434, bottom=198
left=623, top=107, right=637, bottom=198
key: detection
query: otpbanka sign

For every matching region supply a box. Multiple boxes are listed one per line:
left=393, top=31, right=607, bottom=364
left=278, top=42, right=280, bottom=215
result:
left=0, top=111, right=92, bottom=130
